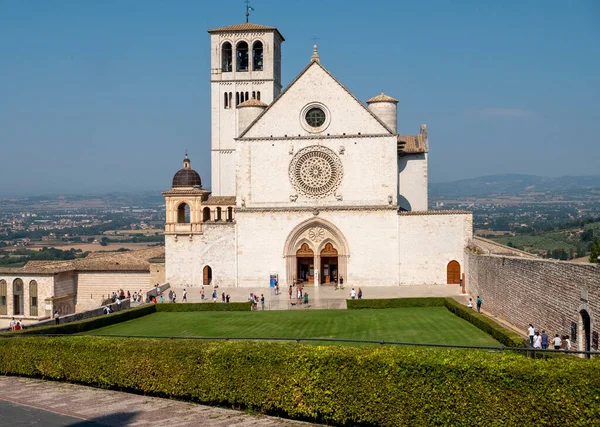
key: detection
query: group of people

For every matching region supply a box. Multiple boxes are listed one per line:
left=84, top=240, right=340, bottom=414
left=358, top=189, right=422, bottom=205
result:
left=8, top=317, right=24, bottom=331
left=528, top=324, right=573, bottom=351
left=467, top=296, right=484, bottom=313
left=349, top=288, right=362, bottom=299
left=111, top=289, right=143, bottom=304
left=249, top=293, right=265, bottom=310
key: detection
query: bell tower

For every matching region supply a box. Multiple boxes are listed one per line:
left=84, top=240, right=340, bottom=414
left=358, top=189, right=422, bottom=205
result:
left=208, top=23, right=284, bottom=196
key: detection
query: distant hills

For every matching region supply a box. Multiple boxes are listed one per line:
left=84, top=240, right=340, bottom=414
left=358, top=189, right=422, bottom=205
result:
left=430, top=174, right=600, bottom=198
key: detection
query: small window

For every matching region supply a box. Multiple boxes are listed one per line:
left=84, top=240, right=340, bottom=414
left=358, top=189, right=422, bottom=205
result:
left=0, top=279, right=6, bottom=315
left=305, top=107, right=326, bottom=128
left=252, top=91, right=256, bottom=99
left=202, top=207, right=211, bottom=222
left=257, top=91, right=261, bottom=101
left=30, top=280, right=38, bottom=317
left=224, top=93, right=229, bottom=108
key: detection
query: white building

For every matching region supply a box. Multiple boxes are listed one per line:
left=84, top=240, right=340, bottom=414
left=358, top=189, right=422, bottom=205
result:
left=163, top=22, right=473, bottom=289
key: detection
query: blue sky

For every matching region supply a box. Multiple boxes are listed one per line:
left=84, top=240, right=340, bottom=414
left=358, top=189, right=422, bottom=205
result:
left=0, top=0, right=598, bottom=195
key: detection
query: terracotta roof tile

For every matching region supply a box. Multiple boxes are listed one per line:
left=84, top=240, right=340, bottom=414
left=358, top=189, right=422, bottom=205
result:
left=207, top=23, right=285, bottom=41
left=367, top=92, right=398, bottom=103
left=204, top=196, right=236, bottom=206
left=397, top=135, right=427, bottom=155
left=238, top=99, right=268, bottom=108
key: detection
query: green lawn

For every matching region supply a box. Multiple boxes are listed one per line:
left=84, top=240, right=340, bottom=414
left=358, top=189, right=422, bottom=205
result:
left=86, top=307, right=501, bottom=346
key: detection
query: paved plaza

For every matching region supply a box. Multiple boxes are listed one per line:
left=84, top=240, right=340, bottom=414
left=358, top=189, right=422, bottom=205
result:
left=0, top=376, right=315, bottom=426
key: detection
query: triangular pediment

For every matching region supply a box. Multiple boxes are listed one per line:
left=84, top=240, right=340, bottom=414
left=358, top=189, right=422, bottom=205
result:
left=239, top=61, right=393, bottom=138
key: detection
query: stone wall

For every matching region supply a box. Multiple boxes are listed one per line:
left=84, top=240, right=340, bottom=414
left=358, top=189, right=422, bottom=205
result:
left=466, top=250, right=600, bottom=350
left=75, top=271, right=150, bottom=312
left=398, top=212, right=472, bottom=285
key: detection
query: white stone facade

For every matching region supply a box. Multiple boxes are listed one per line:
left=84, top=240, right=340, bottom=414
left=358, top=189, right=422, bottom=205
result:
left=163, top=22, right=472, bottom=289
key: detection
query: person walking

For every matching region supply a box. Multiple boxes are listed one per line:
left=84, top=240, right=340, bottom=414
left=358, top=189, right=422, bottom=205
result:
left=467, top=298, right=473, bottom=309
left=552, top=334, right=562, bottom=350
left=182, top=289, right=187, bottom=302
left=226, top=294, right=230, bottom=303
left=200, top=286, right=205, bottom=301
left=172, top=292, right=177, bottom=304
left=476, top=296, right=483, bottom=313
left=260, top=294, right=265, bottom=310
left=288, top=285, right=293, bottom=300
left=339, top=277, right=344, bottom=289
left=168, top=289, right=173, bottom=303
left=540, top=330, right=549, bottom=350
left=54, top=310, right=60, bottom=325
left=350, top=288, right=356, bottom=299
left=222, top=292, right=225, bottom=303
left=212, top=290, right=217, bottom=303
left=564, top=335, right=573, bottom=351
left=358, top=288, right=363, bottom=299
left=528, top=324, right=535, bottom=346
left=533, top=331, right=542, bottom=349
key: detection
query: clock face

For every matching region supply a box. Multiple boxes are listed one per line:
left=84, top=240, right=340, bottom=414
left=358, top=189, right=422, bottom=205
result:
left=305, top=107, right=326, bottom=128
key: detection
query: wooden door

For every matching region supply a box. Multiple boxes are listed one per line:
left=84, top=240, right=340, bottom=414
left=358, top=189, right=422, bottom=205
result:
left=447, top=261, right=461, bottom=284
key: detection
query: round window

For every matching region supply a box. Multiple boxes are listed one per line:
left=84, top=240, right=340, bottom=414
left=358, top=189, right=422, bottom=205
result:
left=305, top=107, right=326, bottom=128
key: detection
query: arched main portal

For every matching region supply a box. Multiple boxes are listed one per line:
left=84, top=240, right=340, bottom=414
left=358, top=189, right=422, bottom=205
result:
left=447, top=261, right=461, bottom=284
left=283, top=218, right=349, bottom=286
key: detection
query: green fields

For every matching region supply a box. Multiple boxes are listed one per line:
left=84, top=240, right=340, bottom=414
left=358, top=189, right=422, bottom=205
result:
left=86, top=307, right=501, bottom=346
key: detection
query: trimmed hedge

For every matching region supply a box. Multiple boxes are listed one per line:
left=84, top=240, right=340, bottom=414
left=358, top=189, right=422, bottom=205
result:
left=15, top=305, right=156, bottom=335
left=0, top=336, right=598, bottom=426
left=443, top=298, right=528, bottom=348
left=347, top=297, right=446, bottom=309
left=348, top=298, right=527, bottom=348
left=156, top=302, right=252, bottom=312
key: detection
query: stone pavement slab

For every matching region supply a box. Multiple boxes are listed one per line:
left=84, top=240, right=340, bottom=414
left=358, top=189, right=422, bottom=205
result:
left=0, top=376, right=318, bottom=426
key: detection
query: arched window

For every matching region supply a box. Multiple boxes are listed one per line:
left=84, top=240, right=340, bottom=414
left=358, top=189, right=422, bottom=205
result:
left=236, top=41, right=249, bottom=72
left=13, top=278, right=24, bottom=316
left=203, top=265, right=213, bottom=287
left=216, top=207, right=222, bottom=221
left=224, top=92, right=229, bottom=108
left=202, top=207, right=211, bottom=222
left=229, top=92, right=233, bottom=108
left=29, top=280, right=38, bottom=316
left=252, top=91, right=256, bottom=99
left=227, top=207, right=234, bottom=222
left=222, top=42, right=232, bottom=72
left=0, top=279, right=7, bottom=315
left=177, top=203, right=190, bottom=224
left=245, top=91, right=249, bottom=101
left=252, top=41, right=263, bottom=71
left=236, top=92, right=240, bottom=106
left=257, top=91, right=261, bottom=101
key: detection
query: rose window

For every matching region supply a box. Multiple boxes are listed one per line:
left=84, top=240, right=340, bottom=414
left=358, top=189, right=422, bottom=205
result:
left=289, top=146, right=343, bottom=198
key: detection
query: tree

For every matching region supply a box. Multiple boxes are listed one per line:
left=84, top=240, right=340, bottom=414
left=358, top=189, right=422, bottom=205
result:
left=590, top=238, right=600, bottom=264
left=100, top=237, right=109, bottom=247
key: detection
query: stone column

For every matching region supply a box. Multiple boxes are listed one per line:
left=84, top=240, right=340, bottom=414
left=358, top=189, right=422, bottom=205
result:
left=314, top=254, right=321, bottom=286
left=339, top=255, right=348, bottom=285
left=285, top=255, right=295, bottom=286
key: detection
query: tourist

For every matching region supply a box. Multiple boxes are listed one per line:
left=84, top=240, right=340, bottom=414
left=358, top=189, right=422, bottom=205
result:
left=159, top=295, right=165, bottom=303
left=297, top=288, right=301, bottom=300
left=168, top=289, right=173, bottom=303
left=303, top=292, right=308, bottom=305
left=200, top=286, right=205, bottom=301
left=172, top=292, right=176, bottom=303
left=226, top=294, right=230, bottom=303
left=127, top=291, right=131, bottom=299
left=103, top=306, right=113, bottom=314
left=339, top=277, right=344, bottom=289
left=553, top=334, right=561, bottom=350
left=540, top=330, right=549, bottom=350
left=54, top=310, right=60, bottom=325
left=14, top=321, right=22, bottom=331
left=350, top=288, right=356, bottom=299
left=152, top=296, right=157, bottom=304
left=183, top=289, right=187, bottom=302
left=220, top=292, right=224, bottom=303
left=564, top=335, right=573, bottom=351
left=476, top=296, right=483, bottom=313
left=261, top=294, right=265, bottom=310
left=533, top=331, right=542, bottom=349
left=358, top=288, right=363, bottom=299
left=288, top=285, right=292, bottom=299
left=467, top=298, right=473, bottom=309
left=133, top=291, right=137, bottom=302
left=528, top=324, right=535, bottom=346
left=212, top=290, right=217, bottom=303
left=155, top=284, right=160, bottom=296
left=9, top=317, right=16, bottom=331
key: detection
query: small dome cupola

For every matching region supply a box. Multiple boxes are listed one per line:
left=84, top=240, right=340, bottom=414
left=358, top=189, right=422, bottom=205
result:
left=172, top=154, right=202, bottom=188
left=367, top=91, right=398, bottom=133
left=237, top=98, right=268, bottom=136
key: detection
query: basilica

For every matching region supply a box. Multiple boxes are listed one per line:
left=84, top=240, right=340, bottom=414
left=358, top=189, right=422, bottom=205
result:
left=163, top=22, right=473, bottom=288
